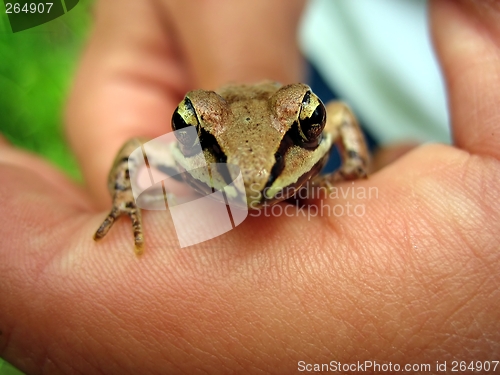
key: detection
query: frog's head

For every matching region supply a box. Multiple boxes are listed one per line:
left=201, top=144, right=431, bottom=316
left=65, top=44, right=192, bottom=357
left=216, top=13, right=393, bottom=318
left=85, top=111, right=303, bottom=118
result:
left=171, top=82, right=333, bottom=209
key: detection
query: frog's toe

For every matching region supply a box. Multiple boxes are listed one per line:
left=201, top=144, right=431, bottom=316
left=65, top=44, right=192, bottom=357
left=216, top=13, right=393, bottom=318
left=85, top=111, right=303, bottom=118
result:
left=130, top=209, right=144, bottom=255
left=93, top=207, right=119, bottom=241
left=93, top=202, right=145, bottom=256
left=134, top=239, right=144, bottom=256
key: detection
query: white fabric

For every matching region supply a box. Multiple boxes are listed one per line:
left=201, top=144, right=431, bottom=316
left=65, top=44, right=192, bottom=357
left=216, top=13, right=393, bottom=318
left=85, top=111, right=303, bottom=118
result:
left=299, top=0, right=450, bottom=144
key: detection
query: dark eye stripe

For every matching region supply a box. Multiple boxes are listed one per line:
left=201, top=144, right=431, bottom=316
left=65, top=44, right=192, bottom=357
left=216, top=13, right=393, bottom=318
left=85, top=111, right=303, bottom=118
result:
left=264, top=133, right=294, bottom=189
left=195, top=128, right=236, bottom=187
left=263, top=113, right=326, bottom=194
left=199, top=128, right=226, bottom=163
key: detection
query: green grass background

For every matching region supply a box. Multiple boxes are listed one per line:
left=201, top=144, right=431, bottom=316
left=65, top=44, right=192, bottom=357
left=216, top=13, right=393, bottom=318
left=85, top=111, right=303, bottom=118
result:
left=0, top=358, right=24, bottom=375
left=0, top=0, right=93, bottom=180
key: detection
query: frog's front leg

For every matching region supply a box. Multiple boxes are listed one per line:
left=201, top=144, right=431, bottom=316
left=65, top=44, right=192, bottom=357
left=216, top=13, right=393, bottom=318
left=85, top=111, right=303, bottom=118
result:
left=94, top=138, right=146, bottom=255
left=313, top=101, right=370, bottom=188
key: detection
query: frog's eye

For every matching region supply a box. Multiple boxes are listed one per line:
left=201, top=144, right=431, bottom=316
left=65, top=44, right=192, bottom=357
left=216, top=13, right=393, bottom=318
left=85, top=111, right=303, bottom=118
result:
left=298, top=91, right=326, bottom=144
left=171, top=97, right=200, bottom=146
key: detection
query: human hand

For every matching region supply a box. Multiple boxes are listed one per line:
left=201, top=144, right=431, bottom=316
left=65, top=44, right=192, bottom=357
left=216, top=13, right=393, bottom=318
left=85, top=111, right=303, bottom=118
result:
left=1, top=0, right=499, bottom=374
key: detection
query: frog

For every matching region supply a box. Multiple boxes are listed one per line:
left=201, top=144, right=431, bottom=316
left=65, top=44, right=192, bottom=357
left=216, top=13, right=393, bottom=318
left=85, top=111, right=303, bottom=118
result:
left=93, top=82, right=369, bottom=255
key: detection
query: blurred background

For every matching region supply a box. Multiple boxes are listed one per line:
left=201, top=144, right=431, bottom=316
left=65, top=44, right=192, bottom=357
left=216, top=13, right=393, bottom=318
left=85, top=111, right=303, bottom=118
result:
left=0, top=0, right=449, bottom=183
left=300, top=0, right=449, bottom=147
left=0, top=0, right=92, bottom=180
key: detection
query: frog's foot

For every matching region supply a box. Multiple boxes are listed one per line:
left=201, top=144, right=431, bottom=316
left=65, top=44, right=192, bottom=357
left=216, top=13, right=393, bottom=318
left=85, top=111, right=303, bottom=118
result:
left=94, top=200, right=144, bottom=255
left=313, top=101, right=370, bottom=189
left=93, top=138, right=146, bottom=255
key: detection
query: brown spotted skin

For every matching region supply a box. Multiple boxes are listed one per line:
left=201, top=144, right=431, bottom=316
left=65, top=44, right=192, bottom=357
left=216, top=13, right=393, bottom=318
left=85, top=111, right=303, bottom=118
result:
left=94, top=138, right=145, bottom=255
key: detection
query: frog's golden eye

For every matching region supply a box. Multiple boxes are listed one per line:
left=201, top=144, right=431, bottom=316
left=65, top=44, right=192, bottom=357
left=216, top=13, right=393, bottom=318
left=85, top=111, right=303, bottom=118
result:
left=298, top=91, right=326, bottom=144
left=171, top=97, right=200, bottom=146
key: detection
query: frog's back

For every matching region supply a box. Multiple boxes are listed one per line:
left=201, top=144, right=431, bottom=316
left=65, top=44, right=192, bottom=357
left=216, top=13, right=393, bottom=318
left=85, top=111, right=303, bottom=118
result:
left=216, top=81, right=282, bottom=104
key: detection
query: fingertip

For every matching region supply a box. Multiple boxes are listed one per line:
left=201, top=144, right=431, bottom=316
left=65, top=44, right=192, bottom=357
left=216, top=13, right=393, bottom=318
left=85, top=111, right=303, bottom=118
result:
left=430, top=0, right=500, bottom=161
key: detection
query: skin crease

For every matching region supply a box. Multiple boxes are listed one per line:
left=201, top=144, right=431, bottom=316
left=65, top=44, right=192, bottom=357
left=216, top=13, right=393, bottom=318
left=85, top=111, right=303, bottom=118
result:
left=0, top=0, right=499, bottom=374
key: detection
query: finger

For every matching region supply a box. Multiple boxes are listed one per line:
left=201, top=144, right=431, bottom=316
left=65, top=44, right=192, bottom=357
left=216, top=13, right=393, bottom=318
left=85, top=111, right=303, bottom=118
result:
left=0, top=164, right=101, bottom=374
left=0, top=137, right=92, bottom=211
left=161, top=0, right=306, bottom=89
left=430, top=0, right=500, bottom=160
left=2, top=145, right=499, bottom=374
left=66, top=0, right=189, bottom=209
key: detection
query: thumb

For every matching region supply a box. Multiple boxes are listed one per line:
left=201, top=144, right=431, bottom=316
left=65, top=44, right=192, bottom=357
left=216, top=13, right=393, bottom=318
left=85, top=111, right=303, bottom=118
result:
left=430, top=0, right=500, bottom=160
